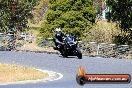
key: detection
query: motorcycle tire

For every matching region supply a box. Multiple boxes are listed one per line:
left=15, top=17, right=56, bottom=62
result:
left=76, top=48, right=82, bottom=59
left=61, top=51, right=68, bottom=58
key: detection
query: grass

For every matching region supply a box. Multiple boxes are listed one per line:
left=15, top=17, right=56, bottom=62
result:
left=0, top=63, right=49, bottom=83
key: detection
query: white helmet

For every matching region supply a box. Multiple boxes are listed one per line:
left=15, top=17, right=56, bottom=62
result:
left=55, top=28, right=61, bottom=32
left=55, top=28, right=61, bottom=36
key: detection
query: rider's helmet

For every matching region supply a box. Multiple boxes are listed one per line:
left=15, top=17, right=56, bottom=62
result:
left=55, top=28, right=62, bottom=36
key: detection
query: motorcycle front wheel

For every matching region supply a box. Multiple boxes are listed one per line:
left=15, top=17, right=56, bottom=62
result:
left=61, top=50, right=68, bottom=58
left=76, top=48, right=82, bottom=59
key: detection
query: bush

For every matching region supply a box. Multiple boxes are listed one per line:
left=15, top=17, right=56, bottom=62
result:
left=82, top=20, right=121, bottom=43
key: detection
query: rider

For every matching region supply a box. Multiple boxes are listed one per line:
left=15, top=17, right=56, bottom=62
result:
left=53, top=27, right=65, bottom=50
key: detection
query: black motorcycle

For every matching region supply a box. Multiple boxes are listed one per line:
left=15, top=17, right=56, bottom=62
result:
left=59, top=35, right=82, bottom=59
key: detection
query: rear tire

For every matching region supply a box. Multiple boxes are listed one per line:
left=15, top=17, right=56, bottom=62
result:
left=76, top=48, right=82, bottom=59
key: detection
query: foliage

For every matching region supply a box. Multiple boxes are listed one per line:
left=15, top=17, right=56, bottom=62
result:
left=82, top=20, right=121, bottom=43
left=0, top=0, right=38, bottom=50
left=106, top=0, right=132, bottom=44
left=106, top=0, right=132, bottom=31
left=39, top=0, right=96, bottom=39
left=0, top=0, right=37, bottom=33
left=30, top=0, right=48, bottom=24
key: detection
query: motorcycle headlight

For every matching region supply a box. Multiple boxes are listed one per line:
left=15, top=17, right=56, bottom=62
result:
left=69, top=44, right=72, bottom=46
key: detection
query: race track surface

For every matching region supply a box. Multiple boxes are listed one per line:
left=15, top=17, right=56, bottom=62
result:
left=0, top=51, right=132, bottom=88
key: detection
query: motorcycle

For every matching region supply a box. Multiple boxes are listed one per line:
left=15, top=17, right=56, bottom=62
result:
left=58, top=35, right=82, bottom=59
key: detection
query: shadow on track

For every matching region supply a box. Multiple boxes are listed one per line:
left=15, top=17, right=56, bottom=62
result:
left=58, top=55, right=82, bottom=59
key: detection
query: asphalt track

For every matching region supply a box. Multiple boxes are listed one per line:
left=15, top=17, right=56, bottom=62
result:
left=0, top=51, right=132, bottom=88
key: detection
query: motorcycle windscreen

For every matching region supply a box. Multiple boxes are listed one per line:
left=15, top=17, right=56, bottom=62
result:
left=65, top=36, right=76, bottom=44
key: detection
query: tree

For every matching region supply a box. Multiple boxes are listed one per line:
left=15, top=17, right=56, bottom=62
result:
left=106, top=0, right=132, bottom=44
left=39, top=0, right=96, bottom=39
left=0, top=0, right=37, bottom=50
left=0, top=0, right=38, bottom=33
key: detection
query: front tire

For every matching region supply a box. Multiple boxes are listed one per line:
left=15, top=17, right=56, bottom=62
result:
left=61, top=50, right=68, bottom=58
left=76, top=48, right=82, bottom=59
left=62, top=53, right=68, bottom=58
